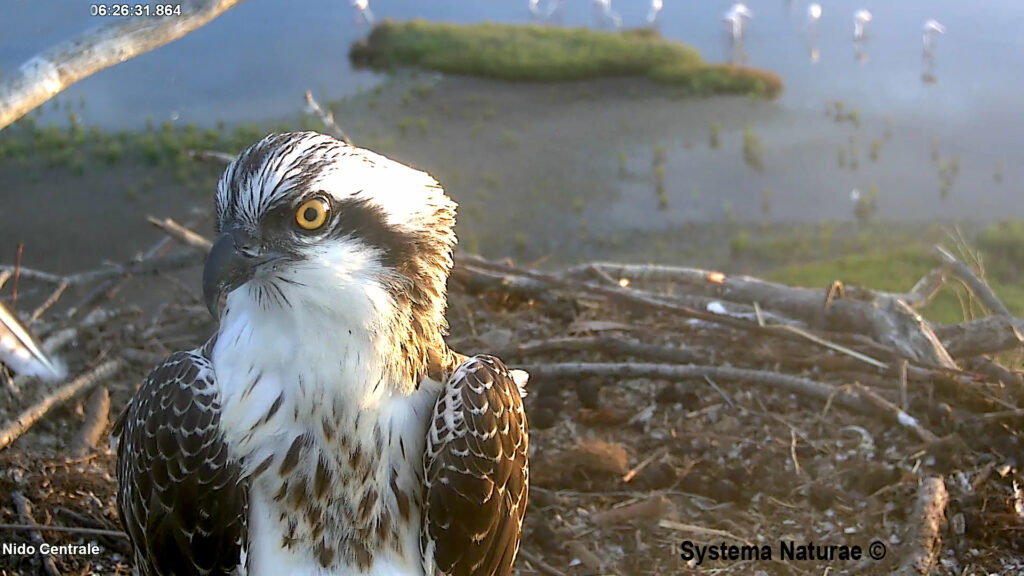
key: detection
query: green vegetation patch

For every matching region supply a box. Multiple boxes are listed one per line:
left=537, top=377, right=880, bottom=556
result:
left=351, top=20, right=782, bottom=98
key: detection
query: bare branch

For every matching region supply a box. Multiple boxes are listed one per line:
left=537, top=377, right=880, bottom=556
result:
left=933, top=316, right=1024, bottom=357
left=0, top=522, right=128, bottom=539
left=304, top=90, right=353, bottom=145
left=0, top=0, right=243, bottom=130
left=934, top=245, right=1013, bottom=318
left=69, top=386, right=110, bottom=458
left=895, top=476, right=949, bottom=576
left=186, top=149, right=235, bottom=163
left=147, top=216, right=213, bottom=251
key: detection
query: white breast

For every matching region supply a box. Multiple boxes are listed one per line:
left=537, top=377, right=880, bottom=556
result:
left=212, top=288, right=441, bottom=576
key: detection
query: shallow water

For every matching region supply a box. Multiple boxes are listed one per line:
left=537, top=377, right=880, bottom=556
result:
left=3, top=0, right=1022, bottom=127
left=1, top=0, right=1023, bottom=263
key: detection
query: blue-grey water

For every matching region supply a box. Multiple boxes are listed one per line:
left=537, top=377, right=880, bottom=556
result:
left=2, top=0, right=1023, bottom=261
left=3, top=0, right=1023, bottom=129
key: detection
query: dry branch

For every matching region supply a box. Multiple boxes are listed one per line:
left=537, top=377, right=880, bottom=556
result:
left=147, top=215, right=214, bottom=251
left=10, top=491, right=61, bottom=576
left=590, top=494, right=670, bottom=526
left=186, top=149, right=235, bottom=163
left=304, top=90, right=353, bottom=145
left=0, top=523, right=128, bottom=539
left=895, top=476, right=949, bottom=576
left=517, top=550, right=569, bottom=576
left=0, top=0, right=243, bottom=129
left=0, top=250, right=204, bottom=288
left=934, top=245, right=1012, bottom=318
left=522, top=362, right=872, bottom=412
left=69, top=386, right=110, bottom=458
left=933, top=316, right=1024, bottom=357
left=0, top=359, right=123, bottom=452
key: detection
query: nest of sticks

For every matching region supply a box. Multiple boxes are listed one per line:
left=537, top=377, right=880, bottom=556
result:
left=0, top=215, right=1022, bottom=576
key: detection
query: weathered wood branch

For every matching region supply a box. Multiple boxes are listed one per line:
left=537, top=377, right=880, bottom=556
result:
left=304, top=90, right=353, bottom=145
left=933, top=245, right=1013, bottom=318
left=932, top=316, right=1024, bottom=357
left=895, top=476, right=949, bottom=576
left=147, top=215, right=213, bottom=251
left=69, top=386, right=110, bottom=458
left=0, top=0, right=243, bottom=130
left=0, top=250, right=204, bottom=288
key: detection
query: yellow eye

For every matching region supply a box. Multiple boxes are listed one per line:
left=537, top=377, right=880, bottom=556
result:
left=295, top=198, right=330, bottom=231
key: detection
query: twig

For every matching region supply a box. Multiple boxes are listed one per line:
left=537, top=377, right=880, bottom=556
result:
left=146, top=215, right=213, bottom=251
left=521, top=362, right=875, bottom=415
left=0, top=0, right=243, bottom=129
left=492, top=335, right=700, bottom=366
left=933, top=315, right=1024, bottom=357
left=591, top=494, right=669, bottom=525
left=0, top=522, right=127, bottom=539
left=894, top=476, right=949, bottom=576
left=518, top=549, right=569, bottom=576
left=10, top=491, right=61, bottom=576
left=29, top=279, right=69, bottom=323
left=849, top=382, right=939, bottom=444
left=304, top=90, right=353, bottom=145
left=622, top=447, right=668, bottom=483
left=186, top=149, right=235, bottom=163
left=0, top=359, right=123, bottom=452
left=658, top=519, right=754, bottom=546
left=69, top=386, right=110, bottom=458
left=934, top=245, right=1012, bottom=318
left=1, top=250, right=204, bottom=288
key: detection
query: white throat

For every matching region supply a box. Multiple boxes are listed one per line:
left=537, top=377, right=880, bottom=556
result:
left=210, top=276, right=437, bottom=575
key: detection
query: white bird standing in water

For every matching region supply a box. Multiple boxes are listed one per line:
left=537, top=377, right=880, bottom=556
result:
left=723, top=3, right=753, bottom=41
left=648, top=0, right=664, bottom=25
left=352, top=0, right=374, bottom=25
left=923, top=19, right=945, bottom=56
left=853, top=9, right=872, bottom=40
left=593, top=0, right=623, bottom=29
left=807, top=3, right=822, bottom=29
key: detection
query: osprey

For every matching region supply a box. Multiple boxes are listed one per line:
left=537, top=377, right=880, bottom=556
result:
left=114, top=132, right=529, bottom=576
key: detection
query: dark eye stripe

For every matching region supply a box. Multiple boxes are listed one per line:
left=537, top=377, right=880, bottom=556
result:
left=330, top=197, right=416, bottom=268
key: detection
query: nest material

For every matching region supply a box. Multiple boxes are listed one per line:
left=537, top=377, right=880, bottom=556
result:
left=0, top=220, right=1022, bottom=576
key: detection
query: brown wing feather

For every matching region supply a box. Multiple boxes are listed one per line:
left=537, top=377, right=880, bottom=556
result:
left=422, top=355, right=529, bottom=576
left=114, top=346, right=248, bottom=576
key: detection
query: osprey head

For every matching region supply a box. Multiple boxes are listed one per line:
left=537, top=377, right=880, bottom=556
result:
left=203, top=131, right=457, bottom=327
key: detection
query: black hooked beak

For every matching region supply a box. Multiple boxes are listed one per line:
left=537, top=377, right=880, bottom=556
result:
left=203, top=227, right=260, bottom=319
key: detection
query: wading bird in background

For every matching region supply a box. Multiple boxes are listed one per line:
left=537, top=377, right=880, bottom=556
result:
left=922, top=19, right=945, bottom=83
left=723, top=3, right=753, bottom=42
left=853, top=9, right=872, bottom=40
left=807, top=3, right=823, bottom=62
left=0, top=300, right=65, bottom=382
left=807, top=3, right=822, bottom=30
left=114, top=132, right=530, bottom=576
left=352, top=0, right=374, bottom=25
left=593, top=0, right=623, bottom=29
left=923, top=19, right=945, bottom=56
left=648, top=0, right=664, bottom=25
